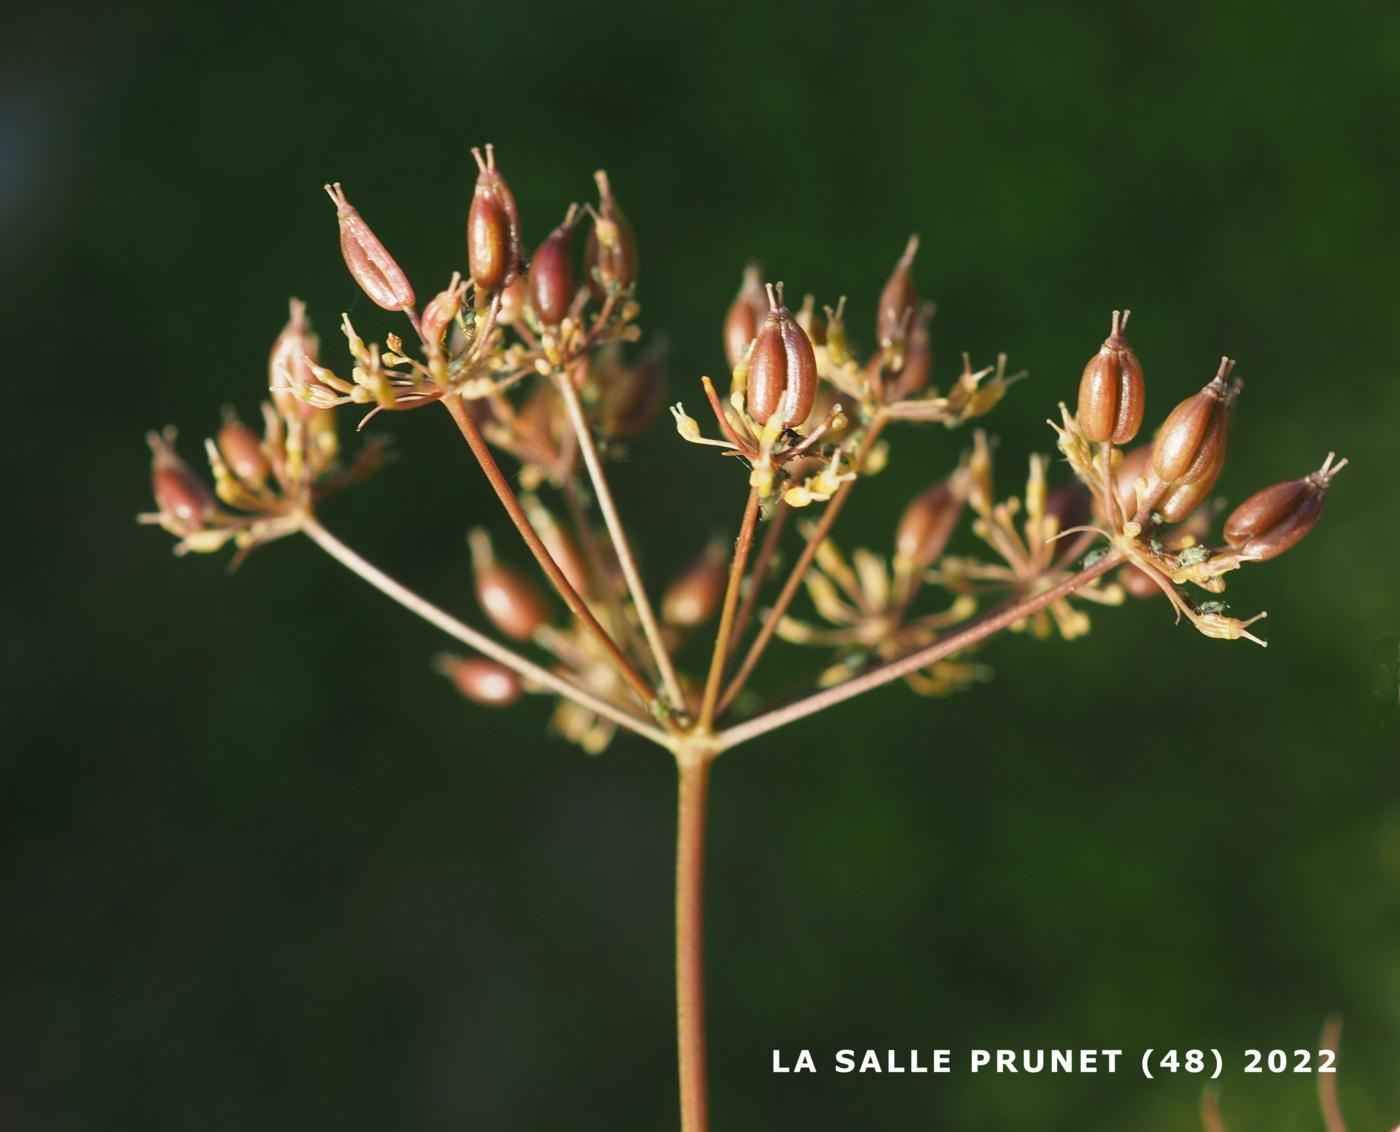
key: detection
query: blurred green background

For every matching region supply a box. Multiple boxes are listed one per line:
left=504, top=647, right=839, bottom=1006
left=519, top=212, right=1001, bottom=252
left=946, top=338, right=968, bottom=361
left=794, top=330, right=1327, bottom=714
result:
left=5, top=0, right=1399, bottom=1128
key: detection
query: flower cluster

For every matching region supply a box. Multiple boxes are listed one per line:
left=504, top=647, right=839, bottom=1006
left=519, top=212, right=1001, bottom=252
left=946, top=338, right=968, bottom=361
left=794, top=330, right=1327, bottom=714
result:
left=139, top=144, right=1353, bottom=1132
left=142, top=148, right=1347, bottom=756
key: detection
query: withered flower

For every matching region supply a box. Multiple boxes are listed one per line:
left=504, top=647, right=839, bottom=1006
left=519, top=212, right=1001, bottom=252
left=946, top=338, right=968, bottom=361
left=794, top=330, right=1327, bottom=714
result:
left=467, top=144, right=523, bottom=292
left=1224, top=452, right=1348, bottom=561
left=323, top=182, right=415, bottom=313
left=747, top=283, right=817, bottom=428
left=1076, top=310, right=1145, bottom=445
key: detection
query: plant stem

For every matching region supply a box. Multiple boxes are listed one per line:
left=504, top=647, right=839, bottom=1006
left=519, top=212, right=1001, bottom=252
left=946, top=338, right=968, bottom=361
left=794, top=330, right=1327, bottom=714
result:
left=551, top=372, right=687, bottom=712
left=699, top=488, right=761, bottom=731
left=300, top=516, right=672, bottom=747
left=441, top=394, right=670, bottom=724
left=727, top=501, right=789, bottom=659
left=717, top=551, right=1121, bottom=751
left=675, top=751, right=711, bottom=1132
left=719, top=413, right=889, bottom=712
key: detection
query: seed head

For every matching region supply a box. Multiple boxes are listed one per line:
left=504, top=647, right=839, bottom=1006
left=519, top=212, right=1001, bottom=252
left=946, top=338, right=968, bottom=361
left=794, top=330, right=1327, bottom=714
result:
left=1224, top=452, right=1348, bottom=561
left=1152, top=357, right=1236, bottom=484
left=723, top=264, right=768, bottom=372
left=469, top=528, right=552, bottom=641
left=217, top=410, right=270, bottom=488
left=467, top=144, right=523, bottom=292
left=876, top=234, right=920, bottom=348
left=746, top=282, right=818, bottom=428
left=894, top=476, right=965, bottom=572
left=584, top=170, right=639, bottom=303
left=323, top=182, right=415, bottom=313
left=437, top=655, right=524, bottom=706
left=529, top=205, right=580, bottom=328
left=1076, top=310, right=1145, bottom=445
left=662, top=539, right=728, bottom=627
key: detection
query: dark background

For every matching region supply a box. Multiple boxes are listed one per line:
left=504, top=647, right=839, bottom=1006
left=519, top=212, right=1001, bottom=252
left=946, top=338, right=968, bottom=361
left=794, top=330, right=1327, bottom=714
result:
left=5, top=1, right=1399, bottom=1129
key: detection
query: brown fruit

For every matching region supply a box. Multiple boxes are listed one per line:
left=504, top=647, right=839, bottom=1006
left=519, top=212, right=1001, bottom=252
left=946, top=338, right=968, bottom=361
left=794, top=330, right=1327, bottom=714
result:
left=662, top=540, right=728, bottom=627
left=441, top=656, right=524, bottom=706
left=324, top=182, right=415, bottom=312
left=894, top=478, right=963, bottom=571
left=746, top=283, right=817, bottom=428
left=1076, top=310, right=1145, bottom=445
left=1224, top=453, right=1347, bottom=561
left=876, top=234, right=919, bottom=346
left=1152, top=357, right=1236, bottom=484
left=217, top=413, right=270, bottom=487
left=583, top=170, right=638, bottom=303
left=529, top=208, right=579, bottom=327
left=723, top=264, right=767, bottom=371
left=469, top=529, right=551, bottom=641
left=466, top=144, right=522, bottom=292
